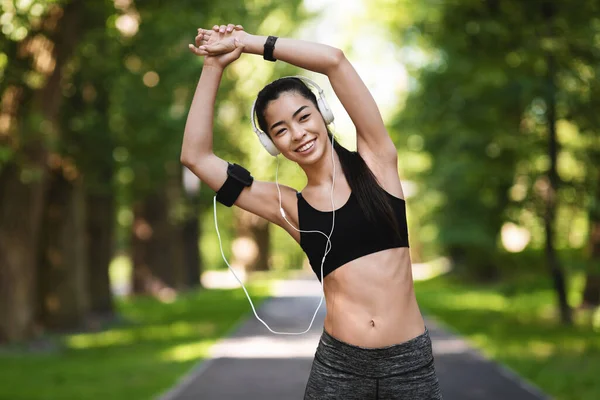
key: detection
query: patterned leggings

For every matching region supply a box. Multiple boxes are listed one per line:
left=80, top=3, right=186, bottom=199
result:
left=304, top=328, right=443, bottom=399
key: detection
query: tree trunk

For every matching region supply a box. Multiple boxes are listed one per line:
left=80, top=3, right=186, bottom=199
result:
left=181, top=193, right=202, bottom=288
left=581, top=170, right=600, bottom=308
left=543, top=47, right=572, bottom=325
left=232, top=209, right=271, bottom=273
left=0, top=162, right=47, bottom=343
left=177, top=166, right=202, bottom=289
left=0, top=0, right=84, bottom=342
left=581, top=272, right=600, bottom=309
left=131, top=189, right=185, bottom=296
left=37, top=173, right=89, bottom=330
left=86, top=192, right=115, bottom=318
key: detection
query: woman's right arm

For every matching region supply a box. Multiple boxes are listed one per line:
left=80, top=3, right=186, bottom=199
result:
left=180, top=35, right=299, bottom=237
left=180, top=64, right=228, bottom=190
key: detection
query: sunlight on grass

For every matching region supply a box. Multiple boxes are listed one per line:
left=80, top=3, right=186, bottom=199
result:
left=67, top=327, right=138, bottom=349
left=432, top=291, right=508, bottom=311
left=528, top=340, right=557, bottom=357
left=67, top=321, right=217, bottom=349
left=161, top=341, right=215, bottom=362
left=0, top=282, right=272, bottom=400
left=416, top=274, right=600, bottom=400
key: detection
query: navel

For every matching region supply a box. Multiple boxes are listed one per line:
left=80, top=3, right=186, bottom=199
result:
left=370, top=320, right=375, bottom=327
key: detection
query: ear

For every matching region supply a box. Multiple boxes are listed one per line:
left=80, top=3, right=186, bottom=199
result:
left=251, top=98, right=280, bottom=156
left=256, top=129, right=280, bottom=156
left=317, top=96, right=335, bottom=125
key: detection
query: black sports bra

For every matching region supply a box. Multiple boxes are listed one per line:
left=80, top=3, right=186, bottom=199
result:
left=297, top=190, right=409, bottom=281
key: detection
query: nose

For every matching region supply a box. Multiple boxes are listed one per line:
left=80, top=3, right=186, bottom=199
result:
left=290, top=125, right=306, bottom=141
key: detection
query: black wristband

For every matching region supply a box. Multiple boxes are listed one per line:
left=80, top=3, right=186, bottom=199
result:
left=263, top=36, right=278, bottom=62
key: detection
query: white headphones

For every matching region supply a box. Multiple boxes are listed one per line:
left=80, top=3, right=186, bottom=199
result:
left=250, top=76, right=335, bottom=156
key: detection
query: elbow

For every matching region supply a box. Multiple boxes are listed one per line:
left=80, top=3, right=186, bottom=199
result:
left=180, top=151, right=204, bottom=169
left=332, top=48, right=346, bottom=66
left=179, top=137, right=194, bottom=166
left=326, top=48, right=346, bottom=74
left=180, top=149, right=216, bottom=177
left=180, top=152, right=194, bottom=168
left=180, top=142, right=211, bottom=168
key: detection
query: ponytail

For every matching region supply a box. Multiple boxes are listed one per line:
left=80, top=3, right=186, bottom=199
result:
left=331, top=133, right=402, bottom=241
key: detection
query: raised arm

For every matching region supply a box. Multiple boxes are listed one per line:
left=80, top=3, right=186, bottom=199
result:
left=181, top=28, right=299, bottom=239
left=200, top=28, right=398, bottom=163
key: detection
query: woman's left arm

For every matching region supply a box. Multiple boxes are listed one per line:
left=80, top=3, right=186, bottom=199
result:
left=244, top=34, right=396, bottom=163
left=326, top=56, right=397, bottom=163
left=197, top=27, right=397, bottom=163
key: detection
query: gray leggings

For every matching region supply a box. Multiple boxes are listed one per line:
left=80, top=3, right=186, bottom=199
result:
left=304, top=328, right=443, bottom=399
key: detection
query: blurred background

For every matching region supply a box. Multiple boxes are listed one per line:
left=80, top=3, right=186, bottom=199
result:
left=0, top=0, right=598, bottom=399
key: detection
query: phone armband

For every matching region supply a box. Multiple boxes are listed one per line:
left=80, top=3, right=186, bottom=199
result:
left=216, top=163, right=254, bottom=207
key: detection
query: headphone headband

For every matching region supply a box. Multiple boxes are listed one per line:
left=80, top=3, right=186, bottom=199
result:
left=251, top=76, right=335, bottom=156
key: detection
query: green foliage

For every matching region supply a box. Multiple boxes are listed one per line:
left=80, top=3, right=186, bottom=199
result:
left=12, top=0, right=310, bottom=256
left=374, top=0, right=600, bottom=277
left=0, top=283, right=271, bottom=400
left=416, top=273, right=600, bottom=400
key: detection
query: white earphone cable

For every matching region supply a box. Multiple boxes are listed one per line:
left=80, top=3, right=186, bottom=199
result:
left=213, top=129, right=336, bottom=335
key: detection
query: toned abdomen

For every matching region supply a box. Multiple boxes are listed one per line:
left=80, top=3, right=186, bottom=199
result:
left=322, top=247, right=425, bottom=348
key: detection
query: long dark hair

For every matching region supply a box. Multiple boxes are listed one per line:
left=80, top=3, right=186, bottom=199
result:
left=255, top=77, right=400, bottom=239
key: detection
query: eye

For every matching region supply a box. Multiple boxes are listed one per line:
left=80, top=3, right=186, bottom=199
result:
left=300, top=114, right=310, bottom=121
left=275, top=128, right=287, bottom=136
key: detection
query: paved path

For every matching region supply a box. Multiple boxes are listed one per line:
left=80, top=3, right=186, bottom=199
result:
left=159, top=276, right=550, bottom=400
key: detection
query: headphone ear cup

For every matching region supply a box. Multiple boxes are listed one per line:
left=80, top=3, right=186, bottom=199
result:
left=257, top=130, right=280, bottom=156
left=317, top=96, right=335, bottom=125
left=251, top=99, right=279, bottom=156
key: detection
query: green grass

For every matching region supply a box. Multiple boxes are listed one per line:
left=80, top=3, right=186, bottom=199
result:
left=415, top=274, right=600, bottom=400
left=0, top=282, right=271, bottom=400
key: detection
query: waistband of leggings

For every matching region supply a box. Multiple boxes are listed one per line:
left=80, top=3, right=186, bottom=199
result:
left=315, top=327, right=434, bottom=378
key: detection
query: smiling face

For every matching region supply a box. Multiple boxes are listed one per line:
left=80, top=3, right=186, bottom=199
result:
left=262, top=91, right=329, bottom=165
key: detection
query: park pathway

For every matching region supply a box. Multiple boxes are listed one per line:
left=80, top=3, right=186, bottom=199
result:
left=159, top=275, right=550, bottom=400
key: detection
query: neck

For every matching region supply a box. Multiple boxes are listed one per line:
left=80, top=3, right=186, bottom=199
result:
left=300, top=140, right=341, bottom=188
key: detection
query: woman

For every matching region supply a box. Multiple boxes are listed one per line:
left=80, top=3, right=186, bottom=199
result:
left=182, top=23, right=443, bottom=400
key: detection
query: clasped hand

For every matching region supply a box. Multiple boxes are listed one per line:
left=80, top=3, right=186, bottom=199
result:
left=189, top=23, right=247, bottom=68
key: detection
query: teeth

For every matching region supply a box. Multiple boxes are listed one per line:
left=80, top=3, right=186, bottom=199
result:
left=297, top=140, right=315, bottom=152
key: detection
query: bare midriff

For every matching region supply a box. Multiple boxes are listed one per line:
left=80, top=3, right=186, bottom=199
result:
left=322, top=247, right=425, bottom=348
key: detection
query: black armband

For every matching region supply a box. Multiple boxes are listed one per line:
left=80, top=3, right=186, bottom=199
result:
left=216, top=163, right=254, bottom=207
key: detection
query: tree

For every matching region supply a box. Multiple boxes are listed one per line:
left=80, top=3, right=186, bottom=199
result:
left=581, top=169, right=600, bottom=309
left=0, top=0, right=90, bottom=341
left=372, top=0, right=599, bottom=324
left=0, top=0, right=314, bottom=343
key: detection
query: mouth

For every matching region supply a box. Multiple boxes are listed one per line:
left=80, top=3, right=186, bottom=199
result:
left=295, top=139, right=316, bottom=153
